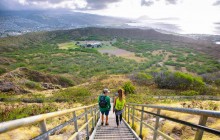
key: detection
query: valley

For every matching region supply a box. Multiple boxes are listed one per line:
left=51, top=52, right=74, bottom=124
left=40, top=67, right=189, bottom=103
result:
left=0, top=27, right=220, bottom=140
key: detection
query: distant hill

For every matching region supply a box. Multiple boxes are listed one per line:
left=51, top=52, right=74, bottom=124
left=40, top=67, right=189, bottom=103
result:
left=0, top=27, right=219, bottom=58
left=0, top=10, right=129, bottom=37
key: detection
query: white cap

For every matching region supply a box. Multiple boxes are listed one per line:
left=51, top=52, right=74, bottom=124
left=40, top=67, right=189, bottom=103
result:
left=103, top=88, right=109, bottom=93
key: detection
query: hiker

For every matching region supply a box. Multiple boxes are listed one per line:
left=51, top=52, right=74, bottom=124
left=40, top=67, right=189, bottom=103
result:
left=98, top=88, right=111, bottom=126
left=113, top=89, right=126, bottom=127
left=113, top=92, right=118, bottom=105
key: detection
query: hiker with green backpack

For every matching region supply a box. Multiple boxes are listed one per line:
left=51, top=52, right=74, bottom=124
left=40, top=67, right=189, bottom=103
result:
left=98, top=88, right=111, bottom=126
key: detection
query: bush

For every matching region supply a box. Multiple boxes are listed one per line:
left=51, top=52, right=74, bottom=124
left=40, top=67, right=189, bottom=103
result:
left=25, top=80, right=42, bottom=90
left=58, top=76, right=74, bottom=87
left=154, top=71, right=205, bottom=91
left=180, top=90, right=199, bottom=96
left=134, top=72, right=154, bottom=85
left=123, top=81, right=136, bottom=94
left=53, top=87, right=92, bottom=102
left=202, top=72, right=220, bottom=86
left=0, top=67, right=6, bottom=75
left=21, top=98, right=44, bottom=103
left=0, top=104, right=58, bottom=121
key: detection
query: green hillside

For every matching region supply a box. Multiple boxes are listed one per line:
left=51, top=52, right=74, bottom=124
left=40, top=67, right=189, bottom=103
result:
left=1, top=28, right=220, bottom=140
left=0, top=28, right=219, bottom=94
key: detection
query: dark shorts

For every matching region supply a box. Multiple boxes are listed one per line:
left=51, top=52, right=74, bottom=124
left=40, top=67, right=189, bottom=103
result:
left=101, top=110, right=109, bottom=116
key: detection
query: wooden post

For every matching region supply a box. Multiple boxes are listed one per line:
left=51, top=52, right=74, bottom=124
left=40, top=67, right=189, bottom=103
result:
left=39, top=119, right=49, bottom=140
left=73, top=111, right=79, bottom=140
left=84, top=108, right=89, bottom=140
left=91, top=107, right=94, bottom=131
left=139, top=106, right=144, bottom=139
left=132, top=105, right=135, bottom=128
left=94, top=108, right=97, bottom=124
left=128, top=105, right=130, bottom=123
left=194, top=115, right=208, bottom=140
left=153, top=109, right=161, bottom=140
left=125, top=106, right=127, bottom=120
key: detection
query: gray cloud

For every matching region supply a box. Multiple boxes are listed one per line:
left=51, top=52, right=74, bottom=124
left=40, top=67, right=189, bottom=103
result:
left=0, top=0, right=29, bottom=10
left=141, top=0, right=154, bottom=6
left=141, top=0, right=179, bottom=7
left=165, top=0, right=178, bottom=5
left=213, top=1, right=220, bottom=6
left=85, top=0, right=121, bottom=10
left=27, top=0, right=64, bottom=3
left=0, top=0, right=122, bottom=10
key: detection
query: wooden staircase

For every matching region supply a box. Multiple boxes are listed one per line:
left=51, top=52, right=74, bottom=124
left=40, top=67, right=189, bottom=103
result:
left=1, top=101, right=220, bottom=140
left=90, top=103, right=140, bottom=140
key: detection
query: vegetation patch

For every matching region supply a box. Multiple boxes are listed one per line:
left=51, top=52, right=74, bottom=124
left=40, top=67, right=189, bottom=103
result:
left=98, top=46, right=146, bottom=62
left=58, top=42, right=79, bottom=50
left=154, top=71, right=205, bottom=92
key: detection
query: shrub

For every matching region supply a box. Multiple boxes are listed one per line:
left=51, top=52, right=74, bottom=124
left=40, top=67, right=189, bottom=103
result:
left=58, top=76, right=74, bottom=87
left=123, top=81, right=136, bottom=94
left=134, top=72, right=154, bottom=85
left=0, top=104, right=58, bottom=121
left=202, top=72, right=220, bottom=86
left=25, top=80, right=42, bottom=90
left=53, top=87, right=92, bottom=102
left=21, top=98, right=44, bottom=103
left=180, top=90, right=199, bottom=96
left=207, top=101, right=219, bottom=110
left=154, top=71, right=205, bottom=91
left=215, top=79, right=220, bottom=86
left=0, top=67, right=6, bottom=75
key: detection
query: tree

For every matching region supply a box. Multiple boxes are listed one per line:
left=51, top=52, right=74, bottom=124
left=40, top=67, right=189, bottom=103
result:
left=123, top=81, right=136, bottom=94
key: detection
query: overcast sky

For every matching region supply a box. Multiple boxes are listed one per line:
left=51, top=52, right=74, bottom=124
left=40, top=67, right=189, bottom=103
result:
left=1, top=0, right=220, bottom=34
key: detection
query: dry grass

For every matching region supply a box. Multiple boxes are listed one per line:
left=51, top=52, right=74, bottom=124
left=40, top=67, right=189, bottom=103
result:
left=129, top=100, right=220, bottom=140
left=101, top=75, right=129, bottom=89
left=51, top=53, right=68, bottom=57
left=98, top=46, right=146, bottom=62
left=0, top=102, right=95, bottom=140
left=0, top=126, right=40, bottom=140
left=151, top=50, right=163, bottom=56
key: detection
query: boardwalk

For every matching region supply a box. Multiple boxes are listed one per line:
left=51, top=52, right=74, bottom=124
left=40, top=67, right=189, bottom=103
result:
left=90, top=103, right=140, bottom=140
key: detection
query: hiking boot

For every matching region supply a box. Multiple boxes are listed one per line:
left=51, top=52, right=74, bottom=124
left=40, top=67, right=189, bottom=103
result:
left=105, top=123, right=109, bottom=126
left=101, top=122, right=104, bottom=126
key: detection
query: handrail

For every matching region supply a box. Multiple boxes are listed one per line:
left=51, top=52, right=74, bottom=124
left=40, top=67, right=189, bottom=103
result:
left=152, top=95, right=220, bottom=101
left=68, top=117, right=93, bottom=140
left=0, top=103, right=99, bottom=140
left=128, top=103, right=220, bottom=118
left=125, top=103, right=220, bottom=140
left=131, top=114, right=174, bottom=140
left=136, top=108, right=220, bottom=135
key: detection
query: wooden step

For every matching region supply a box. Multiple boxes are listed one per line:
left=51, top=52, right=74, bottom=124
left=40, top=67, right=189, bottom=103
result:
left=90, top=103, right=140, bottom=140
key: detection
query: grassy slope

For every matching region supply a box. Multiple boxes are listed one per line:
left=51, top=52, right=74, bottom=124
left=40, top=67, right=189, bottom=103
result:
left=1, top=74, right=220, bottom=139
left=0, top=28, right=220, bottom=139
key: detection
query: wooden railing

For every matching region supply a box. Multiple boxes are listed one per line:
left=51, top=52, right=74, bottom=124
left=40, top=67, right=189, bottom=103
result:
left=1, top=101, right=220, bottom=140
left=152, top=95, right=220, bottom=101
left=0, top=104, right=99, bottom=140
left=125, top=103, right=220, bottom=140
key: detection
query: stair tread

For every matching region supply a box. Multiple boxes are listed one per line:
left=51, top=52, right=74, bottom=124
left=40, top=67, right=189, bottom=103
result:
left=90, top=103, right=140, bottom=140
